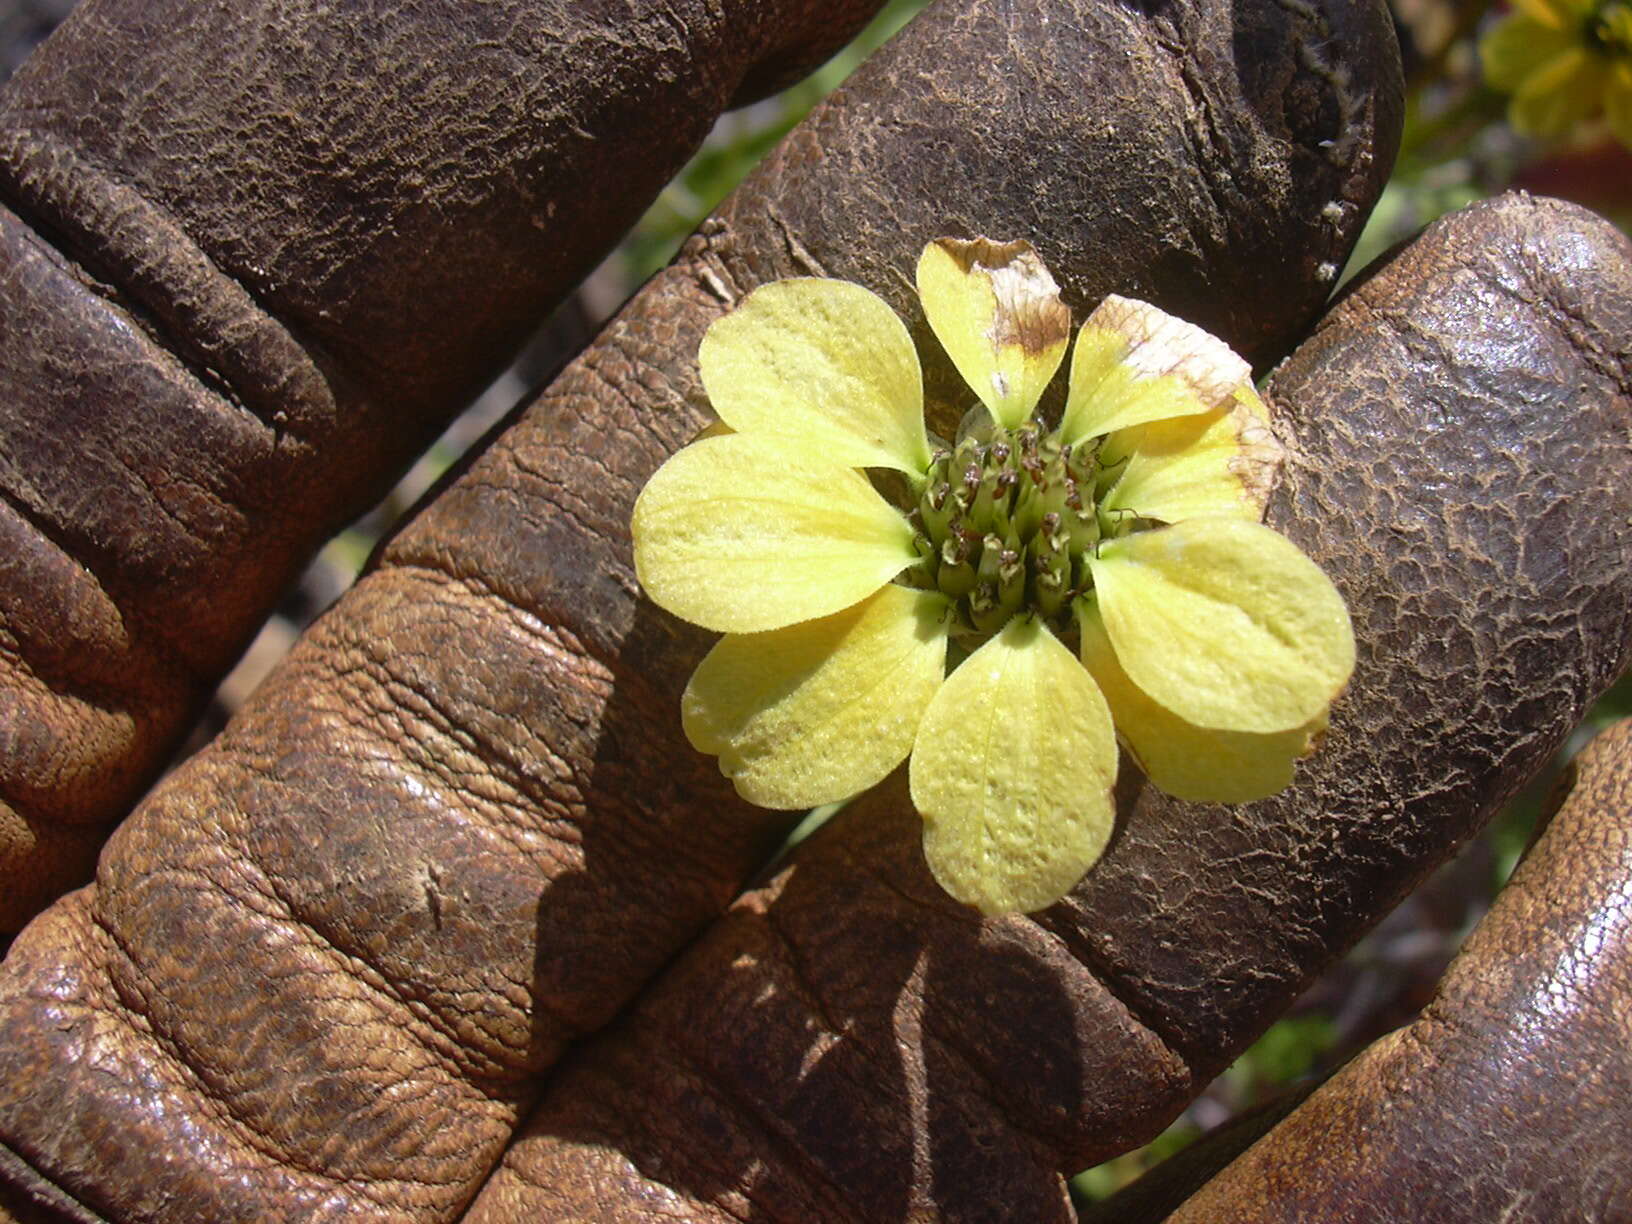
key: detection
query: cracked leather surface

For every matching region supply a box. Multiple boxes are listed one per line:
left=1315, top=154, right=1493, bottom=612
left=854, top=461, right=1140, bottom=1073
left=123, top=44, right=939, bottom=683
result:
left=1154, top=716, right=1632, bottom=1223
left=3, top=0, right=1630, bottom=1221
left=0, top=0, right=886, bottom=929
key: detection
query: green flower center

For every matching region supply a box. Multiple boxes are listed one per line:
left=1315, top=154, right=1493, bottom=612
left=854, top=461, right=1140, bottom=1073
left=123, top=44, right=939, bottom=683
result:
left=894, top=410, right=1132, bottom=646
left=1587, top=0, right=1632, bottom=57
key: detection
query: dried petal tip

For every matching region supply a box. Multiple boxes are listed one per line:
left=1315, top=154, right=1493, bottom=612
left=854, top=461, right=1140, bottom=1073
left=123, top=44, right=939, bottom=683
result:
left=917, top=237, right=1073, bottom=430
left=1093, top=296, right=1251, bottom=406
left=942, top=238, right=1072, bottom=355
left=1062, top=296, right=1254, bottom=445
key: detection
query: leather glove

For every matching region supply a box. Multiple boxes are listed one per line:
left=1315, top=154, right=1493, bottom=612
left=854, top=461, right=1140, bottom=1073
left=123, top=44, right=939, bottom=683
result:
left=1087, top=714, right=1632, bottom=1222
left=0, top=0, right=885, bottom=929
left=2, top=0, right=1629, bottom=1221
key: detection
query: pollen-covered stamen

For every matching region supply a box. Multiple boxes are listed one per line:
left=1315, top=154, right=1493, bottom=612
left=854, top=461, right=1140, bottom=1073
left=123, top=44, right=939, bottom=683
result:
left=896, top=419, right=1111, bottom=641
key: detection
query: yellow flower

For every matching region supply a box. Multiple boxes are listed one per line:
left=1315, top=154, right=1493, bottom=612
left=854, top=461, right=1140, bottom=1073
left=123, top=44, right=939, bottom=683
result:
left=1481, top=0, right=1632, bottom=147
left=632, top=239, right=1354, bottom=915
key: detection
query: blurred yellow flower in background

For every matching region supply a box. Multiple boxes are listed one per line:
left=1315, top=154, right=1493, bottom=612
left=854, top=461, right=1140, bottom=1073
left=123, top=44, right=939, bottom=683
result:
left=632, top=239, right=1354, bottom=915
left=1481, top=0, right=1632, bottom=146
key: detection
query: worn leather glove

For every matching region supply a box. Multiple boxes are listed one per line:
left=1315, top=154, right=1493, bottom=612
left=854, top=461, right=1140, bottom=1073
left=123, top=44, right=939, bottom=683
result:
left=1085, top=714, right=1632, bottom=1222
left=2, top=1, right=1630, bottom=1222
left=0, top=0, right=886, bottom=929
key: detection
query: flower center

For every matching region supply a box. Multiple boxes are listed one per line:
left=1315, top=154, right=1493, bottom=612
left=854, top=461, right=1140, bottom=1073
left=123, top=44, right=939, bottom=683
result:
left=1587, top=0, right=1632, bottom=57
left=894, top=411, right=1130, bottom=645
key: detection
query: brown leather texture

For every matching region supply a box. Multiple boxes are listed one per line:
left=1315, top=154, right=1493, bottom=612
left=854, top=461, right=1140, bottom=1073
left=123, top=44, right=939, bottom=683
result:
left=460, top=194, right=1632, bottom=1220
left=1076, top=1085, right=1317, bottom=1224
left=1160, top=715, right=1632, bottom=1223
left=0, top=0, right=888, bottom=930
left=0, top=0, right=1405, bottom=1218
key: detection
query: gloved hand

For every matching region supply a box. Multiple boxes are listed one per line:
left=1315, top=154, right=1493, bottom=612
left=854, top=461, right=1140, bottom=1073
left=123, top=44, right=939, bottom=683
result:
left=1085, top=714, right=1632, bottom=1222
left=0, top=0, right=887, bottom=930
left=2, top=1, right=1629, bottom=1222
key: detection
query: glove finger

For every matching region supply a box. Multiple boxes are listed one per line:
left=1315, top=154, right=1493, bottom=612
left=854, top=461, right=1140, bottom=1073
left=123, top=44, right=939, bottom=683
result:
left=0, top=0, right=887, bottom=930
left=1153, top=715, right=1632, bottom=1222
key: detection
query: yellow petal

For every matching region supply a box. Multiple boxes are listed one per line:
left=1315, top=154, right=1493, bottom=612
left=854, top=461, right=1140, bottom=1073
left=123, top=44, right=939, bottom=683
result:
left=909, top=617, right=1118, bottom=915
left=699, top=278, right=931, bottom=474
left=1079, top=600, right=1324, bottom=803
left=1099, top=391, right=1285, bottom=526
left=1509, top=0, right=1582, bottom=32
left=916, top=238, right=1072, bottom=431
left=632, top=433, right=917, bottom=633
left=1060, top=296, right=1253, bottom=445
left=1511, top=48, right=1609, bottom=136
left=682, top=585, right=950, bottom=809
left=1089, top=518, right=1354, bottom=735
left=1479, top=16, right=1577, bottom=92
left=689, top=419, right=734, bottom=443
left=1233, top=382, right=1272, bottom=423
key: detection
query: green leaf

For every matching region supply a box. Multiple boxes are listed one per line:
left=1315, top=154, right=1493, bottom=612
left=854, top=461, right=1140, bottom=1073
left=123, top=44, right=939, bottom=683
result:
left=1079, top=600, right=1324, bottom=803
left=700, top=278, right=930, bottom=474
left=683, top=585, right=950, bottom=808
left=632, top=432, right=918, bottom=633
left=909, top=617, right=1117, bottom=915
left=916, top=238, right=1071, bottom=430
left=1089, top=518, right=1354, bottom=734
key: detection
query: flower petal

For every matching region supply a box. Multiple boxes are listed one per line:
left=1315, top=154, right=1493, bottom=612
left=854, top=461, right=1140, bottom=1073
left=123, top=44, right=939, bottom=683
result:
left=916, top=238, right=1072, bottom=431
left=1088, top=517, right=1354, bottom=734
left=1510, top=48, right=1609, bottom=136
left=1099, top=386, right=1285, bottom=526
left=682, top=585, right=950, bottom=809
left=699, top=278, right=931, bottom=474
left=632, top=432, right=918, bottom=633
left=1060, top=296, right=1253, bottom=445
left=1479, top=16, right=1577, bottom=92
left=909, top=616, right=1118, bottom=915
left=1509, top=0, right=1582, bottom=33
left=1079, top=599, right=1324, bottom=803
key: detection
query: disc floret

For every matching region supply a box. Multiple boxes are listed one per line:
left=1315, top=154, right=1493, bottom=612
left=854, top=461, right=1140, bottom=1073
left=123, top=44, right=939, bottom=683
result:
left=901, top=417, right=1104, bottom=640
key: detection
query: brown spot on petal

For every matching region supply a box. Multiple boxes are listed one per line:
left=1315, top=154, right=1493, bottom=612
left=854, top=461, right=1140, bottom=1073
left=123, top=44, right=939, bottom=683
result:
left=1229, top=397, right=1287, bottom=515
left=1090, top=295, right=1253, bottom=410
left=932, top=236, right=1073, bottom=357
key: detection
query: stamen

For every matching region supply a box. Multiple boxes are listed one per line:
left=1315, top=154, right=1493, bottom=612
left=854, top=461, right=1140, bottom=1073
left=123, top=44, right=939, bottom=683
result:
left=899, top=409, right=1135, bottom=642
